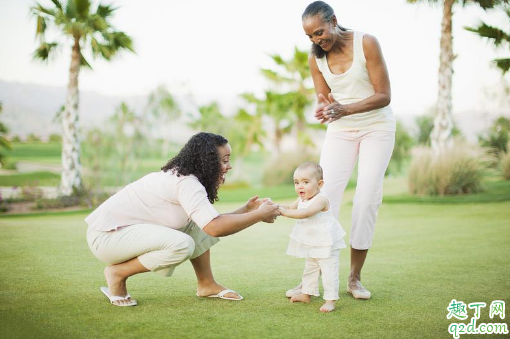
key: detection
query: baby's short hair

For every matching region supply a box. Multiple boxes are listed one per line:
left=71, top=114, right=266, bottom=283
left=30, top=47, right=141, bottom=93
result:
left=296, top=161, right=323, bottom=181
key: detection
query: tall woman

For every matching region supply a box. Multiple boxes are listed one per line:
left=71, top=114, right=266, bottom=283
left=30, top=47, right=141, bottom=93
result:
left=299, top=1, right=395, bottom=299
left=86, top=132, right=280, bottom=306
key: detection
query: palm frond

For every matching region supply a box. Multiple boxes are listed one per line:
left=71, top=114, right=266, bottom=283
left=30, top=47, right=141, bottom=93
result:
left=35, top=15, right=47, bottom=37
left=462, top=0, right=510, bottom=10
left=406, top=0, right=441, bottom=4
left=50, top=0, right=63, bottom=10
left=87, top=14, right=108, bottom=32
left=96, top=4, right=117, bottom=19
left=74, top=0, right=91, bottom=19
left=80, top=51, right=92, bottom=69
left=66, top=0, right=77, bottom=19
left=31, top=3, right=56, bottom=16
left=465, top=22, right=509, bottom=46
left=33, top=42, right=60, bottom=61
left=0, top=136, right=12, bottom=151
left=494, top=57, right=510, bottom=74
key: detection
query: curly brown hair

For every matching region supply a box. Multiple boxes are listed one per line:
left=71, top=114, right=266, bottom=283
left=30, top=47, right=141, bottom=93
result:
left=161, top=132, right=228, bottom=203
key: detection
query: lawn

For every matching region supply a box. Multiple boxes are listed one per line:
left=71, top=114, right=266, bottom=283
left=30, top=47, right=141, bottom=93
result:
left=1, top=194, right=509, bottom=338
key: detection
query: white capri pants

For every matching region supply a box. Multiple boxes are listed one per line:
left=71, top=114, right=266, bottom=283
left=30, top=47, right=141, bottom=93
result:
left=320, top=129, right=395, bottom=250
left=301, top=249, right=340, bottom=300
left=86, top=221, right=219, bottom=277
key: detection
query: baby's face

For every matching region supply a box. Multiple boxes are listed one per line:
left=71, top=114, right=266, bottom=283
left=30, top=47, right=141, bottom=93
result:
left=293, top=169, right=322, bottom=201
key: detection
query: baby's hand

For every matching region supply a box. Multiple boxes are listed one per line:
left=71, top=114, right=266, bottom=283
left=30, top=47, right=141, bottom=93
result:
left=278, top=206, right=287, bottom=216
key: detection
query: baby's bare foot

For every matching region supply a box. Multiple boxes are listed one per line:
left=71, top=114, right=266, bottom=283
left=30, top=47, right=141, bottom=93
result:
left=320, top=300, right=336, bottom=312
left=290, top=293, right=311, bottom=303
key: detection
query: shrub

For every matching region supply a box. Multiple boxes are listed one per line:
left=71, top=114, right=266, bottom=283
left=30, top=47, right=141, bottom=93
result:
left=479, top=116, right=510, bottom=156
left=501, top=150, right=510, bottom=180
left=20, top=182, right=44, bottom=201
left=386, top=120, right=414, bottom=176
left=408, top=141, right=491, bottom=196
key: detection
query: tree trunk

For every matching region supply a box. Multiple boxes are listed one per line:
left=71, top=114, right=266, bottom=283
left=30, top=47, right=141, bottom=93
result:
left=431, top=0, right=455, bottom=153
left=60, top=38, right=82, bottom=196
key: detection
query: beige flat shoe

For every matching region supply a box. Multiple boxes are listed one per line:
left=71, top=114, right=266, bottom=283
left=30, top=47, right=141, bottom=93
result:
left=347, top=285, right=371, bottom=300
left=285, top=283, right=303, bottom=298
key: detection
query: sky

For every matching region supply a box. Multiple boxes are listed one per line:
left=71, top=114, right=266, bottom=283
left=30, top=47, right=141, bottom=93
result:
left=0, top=0, right=508, bottom=118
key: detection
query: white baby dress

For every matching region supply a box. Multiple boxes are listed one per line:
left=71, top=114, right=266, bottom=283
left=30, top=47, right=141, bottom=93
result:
left=286, top=194, right=347, bottom=259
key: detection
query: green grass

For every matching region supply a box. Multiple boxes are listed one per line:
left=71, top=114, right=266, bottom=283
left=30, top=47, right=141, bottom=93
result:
left=1, top=197, right=509, bottom=338
left=4, top=142, right=62, bottom=165
left=0, top=171, right=60, bottom=187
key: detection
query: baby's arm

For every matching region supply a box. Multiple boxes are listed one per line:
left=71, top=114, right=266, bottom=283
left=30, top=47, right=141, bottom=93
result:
left=279, top=196, right=328, bottom=219
left=278, top=198, right=299, bottom=210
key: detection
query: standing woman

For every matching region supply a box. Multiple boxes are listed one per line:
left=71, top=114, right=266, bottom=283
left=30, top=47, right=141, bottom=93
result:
left=86, top=132, right=280, bottom=306
left=296, top=1, right=396, bottom=300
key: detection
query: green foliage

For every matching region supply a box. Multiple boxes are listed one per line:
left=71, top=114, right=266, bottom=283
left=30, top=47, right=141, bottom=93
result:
left=408, top=142, right=491, bottom=196
left=82, top=101, right=148, bottom=189
left=501, top=148, right=510, bottom=179
left=414, top=111, right=462, bottom=146
left=478, top=116, right=510, bottom=155
left=243, top=47, right=315, bottom=154
left=465, top=6, right=510, bottom=74
left=0, top=102, right=12, bottom=166
left=188, top=102, right=230, bottom=136
left=49, top=133, right=62, bottom=142
left=26, top=133, right=41, bottom=142
left=386, top=121, right=414, bottom=176
left=31, top=0, right=135, bottom=66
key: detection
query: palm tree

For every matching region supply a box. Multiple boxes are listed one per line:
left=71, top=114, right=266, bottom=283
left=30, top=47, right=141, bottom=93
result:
left=188, top=102, right=230, bottom=136
left=261, top=47, right=315, bottom=150
left=227, top=108, right=266, bottom=179
left=241, top=91, right=293, bottom=156
left=0, top=102, right=12, bottom=166
left=406, top=0, right=508, bottom=152
left=145, top=85, right=181, bottom=157
left=110, top=102, right=145, bottom=185
left=31, top=0, right=134, bottom=195
left=465, top=6, right=510, bottom=74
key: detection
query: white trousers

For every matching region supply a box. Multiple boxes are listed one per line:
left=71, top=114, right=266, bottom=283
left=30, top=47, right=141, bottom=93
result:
left=86, top=221, right=219, bottom=277
left=301, top=249, right=340, bottom=300
left=320, top=130, right=395, bottom=250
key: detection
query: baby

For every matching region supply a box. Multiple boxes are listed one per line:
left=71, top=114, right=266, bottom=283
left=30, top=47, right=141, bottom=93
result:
left=279, top=162, right=346, bottom=312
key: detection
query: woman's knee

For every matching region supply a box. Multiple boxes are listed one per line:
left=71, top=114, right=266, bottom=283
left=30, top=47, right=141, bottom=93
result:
left=171, top=235, right=196, bottom=261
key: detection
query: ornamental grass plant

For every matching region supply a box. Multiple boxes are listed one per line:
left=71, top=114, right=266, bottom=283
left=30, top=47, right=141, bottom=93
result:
left=501, top=149, right=510, bottom=180
left=408, top=141, right=492, bottom=196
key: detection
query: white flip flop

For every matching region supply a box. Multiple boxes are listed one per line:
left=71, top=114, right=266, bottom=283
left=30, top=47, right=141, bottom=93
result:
left=100, top=286, right=138, bottom=307
left=197, top=289, right=243, bottom=301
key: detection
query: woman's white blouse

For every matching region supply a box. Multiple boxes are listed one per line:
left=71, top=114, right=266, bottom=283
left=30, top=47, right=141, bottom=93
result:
left=85, top=171, right=220, bottom=232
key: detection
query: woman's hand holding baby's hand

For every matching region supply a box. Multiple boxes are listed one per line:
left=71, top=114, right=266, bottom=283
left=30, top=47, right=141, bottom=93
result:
left=245, top=195, right=270, bottom=212
left=258, top=200, right=280, bottom=223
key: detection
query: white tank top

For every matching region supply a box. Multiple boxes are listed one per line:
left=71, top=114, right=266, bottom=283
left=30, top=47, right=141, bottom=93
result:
left=315, top=31, right=396, bottom=132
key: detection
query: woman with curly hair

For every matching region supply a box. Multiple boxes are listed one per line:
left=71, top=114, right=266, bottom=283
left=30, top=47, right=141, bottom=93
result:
left=86, top=132, right=280, bottom=306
